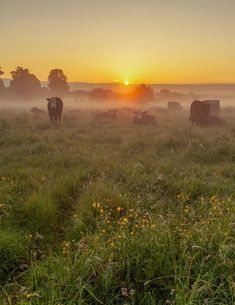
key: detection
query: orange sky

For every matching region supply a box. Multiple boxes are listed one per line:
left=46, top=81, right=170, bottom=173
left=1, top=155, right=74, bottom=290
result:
left=1, top=0, right=235, bottom=84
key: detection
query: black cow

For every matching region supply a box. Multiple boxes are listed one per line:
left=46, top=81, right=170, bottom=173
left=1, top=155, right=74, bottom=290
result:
left=47, top=97, right=63, bottom=122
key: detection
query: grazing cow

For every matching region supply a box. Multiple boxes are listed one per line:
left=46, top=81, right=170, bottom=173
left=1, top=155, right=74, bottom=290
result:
left=168, top=101, right=182, bottom=111
left=133, top=111, right=157, bottom=125
left=47, top=97, right=63, bottom=122
left=30, top=107, right=46, bottom=118
left=190, top=100, right=225, bottom=127
left=203, top=100, right=221, bottom=116
left=95, top=109, right=118, bottom=120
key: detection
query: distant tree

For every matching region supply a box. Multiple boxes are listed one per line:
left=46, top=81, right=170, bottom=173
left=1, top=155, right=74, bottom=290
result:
left=0, top=67, right=5, bottom=99
left=89, top=88, right=117, bottom=101
left=48, top=69, right=69, bottom=95
left=129, top=84, right=154, bottom=103
left=0, top=67, right=4, bottom=89
left=10, top=66, right=41, bottom=99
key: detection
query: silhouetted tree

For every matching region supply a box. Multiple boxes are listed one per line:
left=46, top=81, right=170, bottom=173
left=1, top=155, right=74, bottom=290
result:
left=0, top=67, right=5, bottom=99
left=0, top=67, right=4, bottom=89
left=10, top=66, right=41, bottom=99
left=48, top=69, right=69, bottom=95
left=129, top=84, right=154, bottom=103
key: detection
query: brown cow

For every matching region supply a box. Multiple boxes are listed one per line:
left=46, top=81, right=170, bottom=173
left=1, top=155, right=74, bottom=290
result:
left=133, top=111, right=157, bottom=125
left=203, top=100, right=221, bottom=116
left=47, top=97, right=63, bottom=123
left=190, top=100, right=225, bottom=127
left=168, top=101, right=182, bottom=111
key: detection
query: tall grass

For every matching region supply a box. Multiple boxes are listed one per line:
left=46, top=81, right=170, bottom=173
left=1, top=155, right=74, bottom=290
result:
left=0, top=110, right=235, bottom=304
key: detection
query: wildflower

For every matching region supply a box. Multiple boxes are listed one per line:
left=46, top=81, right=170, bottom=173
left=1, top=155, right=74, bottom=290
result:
left=121, top=288, right=129, bottom=297
left=92, top=202, right=101, bottom=208
left=110, top=242, right=115, bottom=247
left=130, top=289, right=135, bottom=296
left=26, top=293, right=32, bottom=299
left=117, top=207, right=122, bottom=212
left=122, top=217, right=128, bottom=224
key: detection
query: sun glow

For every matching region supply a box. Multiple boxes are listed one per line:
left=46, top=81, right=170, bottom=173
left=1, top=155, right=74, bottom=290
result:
left=124, top=81, right=129, bottom=86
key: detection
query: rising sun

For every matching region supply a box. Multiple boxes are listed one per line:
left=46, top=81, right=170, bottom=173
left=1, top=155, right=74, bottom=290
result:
left=124, top=81, right=129, bottom=86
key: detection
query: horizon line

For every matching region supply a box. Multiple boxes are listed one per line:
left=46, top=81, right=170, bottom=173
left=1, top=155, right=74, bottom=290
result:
left=2, top=78, right=235, bottom=86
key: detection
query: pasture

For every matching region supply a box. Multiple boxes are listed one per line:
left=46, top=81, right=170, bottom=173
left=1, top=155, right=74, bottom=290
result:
left=0, top=108, right=235, bottom=305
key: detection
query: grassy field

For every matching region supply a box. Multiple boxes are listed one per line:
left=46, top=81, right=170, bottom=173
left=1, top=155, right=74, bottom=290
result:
left=0, top=109, right=235, bottom=305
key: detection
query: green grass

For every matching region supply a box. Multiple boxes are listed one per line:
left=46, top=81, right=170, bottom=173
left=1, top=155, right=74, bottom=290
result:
left=0, top=110, right=235, bottom=304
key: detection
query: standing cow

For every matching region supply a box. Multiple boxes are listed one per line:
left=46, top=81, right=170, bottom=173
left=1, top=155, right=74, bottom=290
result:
left=47, top=97, right=63, bottom=122
left=203, top=100, right=221, bottom=117
left=190, top=100, right=225, bottom=127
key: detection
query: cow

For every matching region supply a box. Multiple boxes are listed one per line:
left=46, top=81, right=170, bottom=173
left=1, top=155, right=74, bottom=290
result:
left=168, top=101, right=182, bottom=111
left=30, top=107, right=46, bottom=119
left=190, top=100, right=225, bottom=127
left=47, top=97, right=63, bottom=123
left=203, top=100, right=221, bottom=116
left=133, top=111, right=157, bottom=125
left=95, top=109, right=118, bottom=120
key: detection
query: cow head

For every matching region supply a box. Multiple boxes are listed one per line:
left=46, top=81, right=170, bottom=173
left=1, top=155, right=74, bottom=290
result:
left=47, top=97, right=57, bottom=109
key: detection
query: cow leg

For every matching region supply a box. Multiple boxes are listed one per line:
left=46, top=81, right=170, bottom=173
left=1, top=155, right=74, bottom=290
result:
left=49, top=113, right=53, bottom=123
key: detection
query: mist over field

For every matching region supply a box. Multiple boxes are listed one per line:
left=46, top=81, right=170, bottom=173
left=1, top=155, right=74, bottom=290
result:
left=1, top=0, right=235, bottom=304
left=1, top=70, right=235, bottom=304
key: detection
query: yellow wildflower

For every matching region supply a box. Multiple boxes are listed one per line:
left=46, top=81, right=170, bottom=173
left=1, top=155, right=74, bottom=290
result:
left=122, top=217, right=128, bottom=224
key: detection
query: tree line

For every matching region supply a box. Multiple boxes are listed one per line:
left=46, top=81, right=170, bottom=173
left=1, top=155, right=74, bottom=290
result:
left=0, top=67, right=69, bottom=100
left=0, top=66, right=154, bottom=103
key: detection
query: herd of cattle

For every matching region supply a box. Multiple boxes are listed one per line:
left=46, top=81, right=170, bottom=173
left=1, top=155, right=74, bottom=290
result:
left=29, top=97, right=229, bottom=127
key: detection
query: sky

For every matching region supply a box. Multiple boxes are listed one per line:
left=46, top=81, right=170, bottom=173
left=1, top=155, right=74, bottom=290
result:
left=1, top=0, right=235, bottom=84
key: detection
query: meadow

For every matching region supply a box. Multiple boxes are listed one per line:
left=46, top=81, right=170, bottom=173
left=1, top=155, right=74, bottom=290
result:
left=0, top=108, right=235, bottom=305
